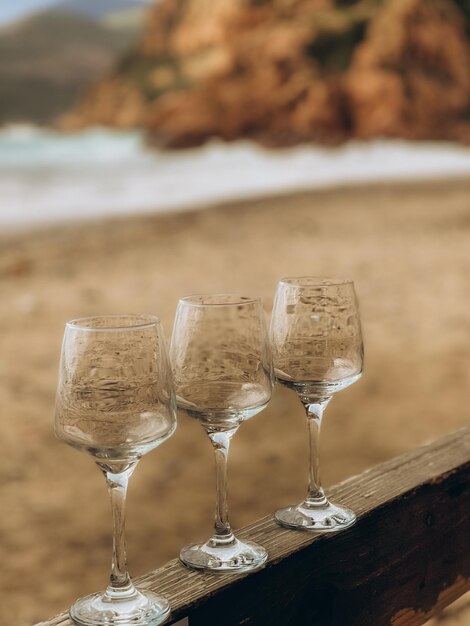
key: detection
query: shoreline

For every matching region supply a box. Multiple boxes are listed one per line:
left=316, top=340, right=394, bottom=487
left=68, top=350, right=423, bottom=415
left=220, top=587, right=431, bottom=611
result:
left=2, top=174, right=470, bottom=239
left=3, top=131, right=470, bottom=231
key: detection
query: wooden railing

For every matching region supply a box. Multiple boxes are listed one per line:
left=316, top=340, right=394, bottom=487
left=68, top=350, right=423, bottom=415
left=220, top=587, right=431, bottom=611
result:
left=38, top=426, right=470, bottom=626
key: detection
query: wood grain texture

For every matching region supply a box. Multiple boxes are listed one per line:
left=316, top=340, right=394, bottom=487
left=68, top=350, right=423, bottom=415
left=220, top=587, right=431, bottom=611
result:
left=36, top=426, right=470, bottom=626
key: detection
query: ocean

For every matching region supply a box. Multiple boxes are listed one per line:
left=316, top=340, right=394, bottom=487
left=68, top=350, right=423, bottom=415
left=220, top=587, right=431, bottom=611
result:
left=2, top=126, right=470, bottom=230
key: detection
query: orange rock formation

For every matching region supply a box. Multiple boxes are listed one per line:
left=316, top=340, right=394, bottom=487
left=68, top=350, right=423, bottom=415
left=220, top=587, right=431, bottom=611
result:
left=61, top=0, right=470, bottom=148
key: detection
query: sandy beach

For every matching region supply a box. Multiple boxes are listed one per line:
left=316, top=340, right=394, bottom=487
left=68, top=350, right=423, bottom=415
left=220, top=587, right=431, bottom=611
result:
left=1, top=178, right=469, bottom=625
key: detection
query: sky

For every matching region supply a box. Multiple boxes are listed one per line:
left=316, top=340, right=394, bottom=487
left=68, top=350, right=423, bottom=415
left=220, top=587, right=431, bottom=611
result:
left=0, top=0, right=57, bottom=24
left=0, top=0, right=150, bottom=25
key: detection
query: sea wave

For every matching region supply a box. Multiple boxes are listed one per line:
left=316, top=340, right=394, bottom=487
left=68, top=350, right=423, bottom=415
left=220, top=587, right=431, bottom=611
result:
left=0, top=126, right=150, bottom=167
left=2, top=127, right=470, bottom=229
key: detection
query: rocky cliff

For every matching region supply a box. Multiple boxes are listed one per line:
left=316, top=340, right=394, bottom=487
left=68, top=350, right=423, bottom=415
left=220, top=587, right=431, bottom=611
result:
left=62, top=0, right=470, bottom=148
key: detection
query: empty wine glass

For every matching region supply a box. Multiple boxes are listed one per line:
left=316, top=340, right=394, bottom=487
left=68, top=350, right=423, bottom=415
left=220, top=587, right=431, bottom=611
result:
left=54, top=315, right=177, bottom=626
left=270, top=278, right=363, bottom=532
left=170, top=295, right=273, bottom=572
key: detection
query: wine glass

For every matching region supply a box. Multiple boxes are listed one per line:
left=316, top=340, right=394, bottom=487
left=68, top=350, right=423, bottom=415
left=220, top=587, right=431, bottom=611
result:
left=170, top=295, right=273, bottom=572
left=54, top=315, right=177, bottom=626
left=270, top=278, right=363, bottom=532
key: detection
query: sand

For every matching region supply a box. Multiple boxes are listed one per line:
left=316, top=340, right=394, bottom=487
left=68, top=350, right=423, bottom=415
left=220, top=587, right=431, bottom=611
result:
left=0, top=179, right=469, bottom=625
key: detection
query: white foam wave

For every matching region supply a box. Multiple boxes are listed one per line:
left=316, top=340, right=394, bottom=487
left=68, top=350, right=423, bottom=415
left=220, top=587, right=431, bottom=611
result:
left=1, top=127, right=470, bottom=229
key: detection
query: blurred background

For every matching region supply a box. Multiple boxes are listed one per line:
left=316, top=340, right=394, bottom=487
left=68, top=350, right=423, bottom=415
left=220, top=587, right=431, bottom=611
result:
left=0, top=0, right=469, bottom=624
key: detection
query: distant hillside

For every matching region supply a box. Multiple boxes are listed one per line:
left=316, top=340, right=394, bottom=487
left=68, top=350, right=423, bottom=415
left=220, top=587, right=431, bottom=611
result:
left=0, top=8, right=143, bottom=125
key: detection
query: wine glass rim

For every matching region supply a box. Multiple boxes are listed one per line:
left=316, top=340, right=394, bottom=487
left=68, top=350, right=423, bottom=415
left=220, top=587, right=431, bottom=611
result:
left=279, top=276, right=354, bottom=287
left=65, top=314, right=161, bottom=332
left=179, top=294, right=260, bottom=307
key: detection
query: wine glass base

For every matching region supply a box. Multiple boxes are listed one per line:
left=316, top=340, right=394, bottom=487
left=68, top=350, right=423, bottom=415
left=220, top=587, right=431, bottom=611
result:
left=275, top=501, right=356, bottom=533
left=70, top=589, right=170, bottom=626
left=180, top=536, right=267, bottom=573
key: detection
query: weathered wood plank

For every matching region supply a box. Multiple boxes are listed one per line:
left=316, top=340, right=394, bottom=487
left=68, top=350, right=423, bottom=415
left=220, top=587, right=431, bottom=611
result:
left=36, top=427, right=470, bottom=626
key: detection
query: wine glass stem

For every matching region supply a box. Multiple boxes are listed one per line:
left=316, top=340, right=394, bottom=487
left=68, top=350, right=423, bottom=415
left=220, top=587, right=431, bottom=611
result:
left=102, top=465, right=137, bottom=599
left=208, top=429, right=236, bottom=544
left=304, top=400, right=331, bottom=506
